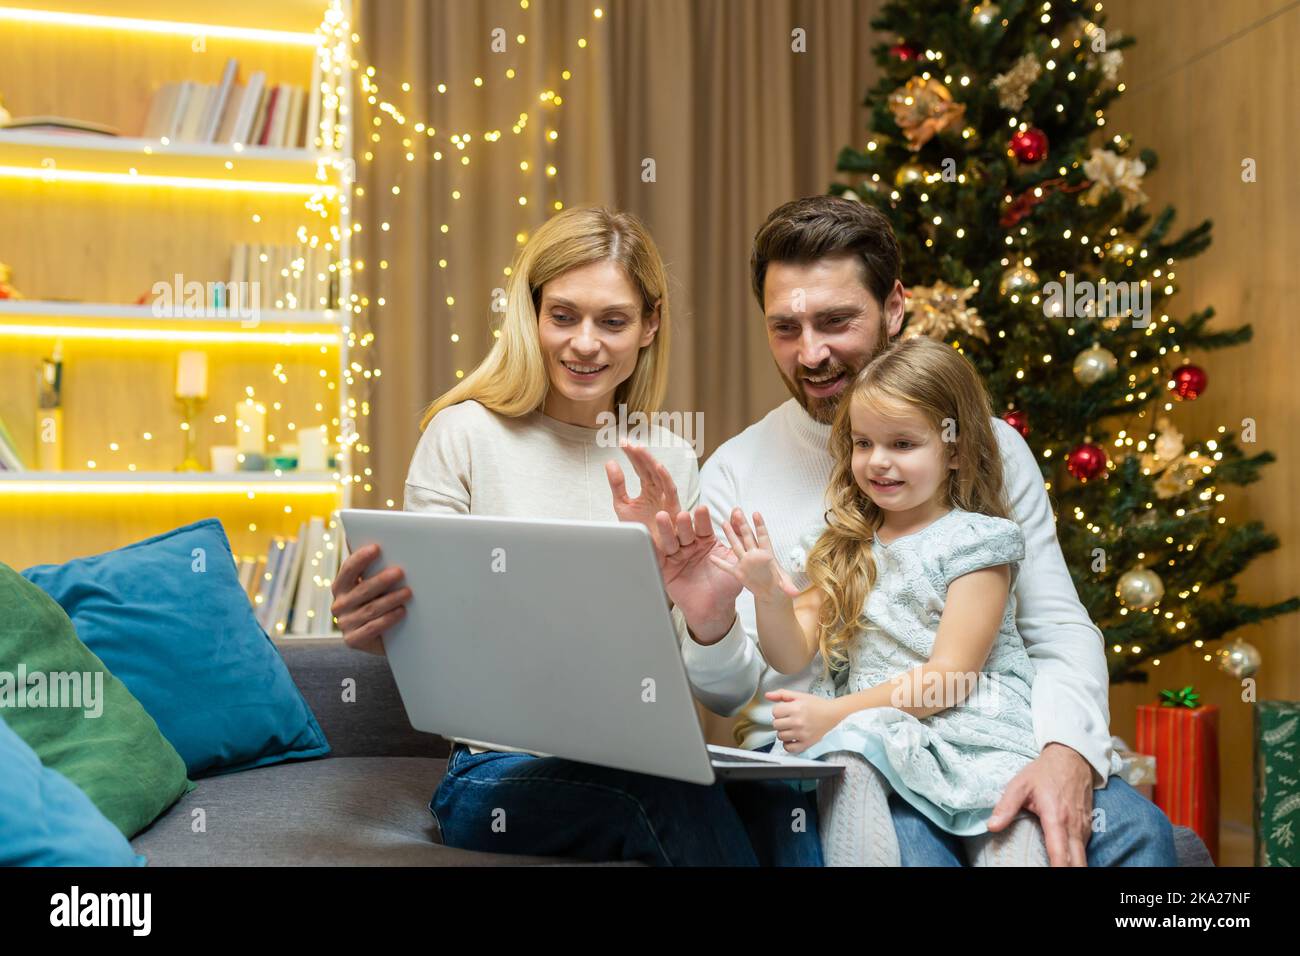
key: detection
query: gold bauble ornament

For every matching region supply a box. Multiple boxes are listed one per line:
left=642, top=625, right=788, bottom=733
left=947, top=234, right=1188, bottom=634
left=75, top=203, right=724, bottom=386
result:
left=998, top=263, right=1039, bottom=296
left=1072, top=344, right=1118, bottom=386
left=971, top=2, right=1000, bottom=27
left=1117, top=567, right=1164, bottom=610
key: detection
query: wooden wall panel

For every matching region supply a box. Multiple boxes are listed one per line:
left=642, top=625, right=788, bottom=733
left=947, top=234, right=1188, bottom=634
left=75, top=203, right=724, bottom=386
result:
left=1106, top=0, right=1300, bottom=850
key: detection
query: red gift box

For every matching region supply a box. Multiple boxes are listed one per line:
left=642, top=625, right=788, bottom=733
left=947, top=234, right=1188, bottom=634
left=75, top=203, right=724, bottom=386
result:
left=1136, top=703, right=1219, bottom=863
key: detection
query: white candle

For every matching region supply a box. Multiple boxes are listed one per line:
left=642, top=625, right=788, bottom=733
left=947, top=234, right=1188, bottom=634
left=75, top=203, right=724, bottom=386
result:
left=175, top=351, right=208, bottom=399
left=236, top=399, right=265, bottom=454
left=298, top=424, right=329, bottom=472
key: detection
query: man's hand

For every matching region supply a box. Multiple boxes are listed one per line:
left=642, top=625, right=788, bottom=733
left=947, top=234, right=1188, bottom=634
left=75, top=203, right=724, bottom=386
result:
left=653, top=505, right=744, bottom=643
left=986, top=742, right=1094, bottom=866
left=765, top=688, right=841, bottom=754
left=606, top=442, right=682, bottom=552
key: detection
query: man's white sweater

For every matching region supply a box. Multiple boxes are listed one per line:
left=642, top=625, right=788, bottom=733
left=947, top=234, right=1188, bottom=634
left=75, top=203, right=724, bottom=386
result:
left=683, top=398, right=1120, bottom=786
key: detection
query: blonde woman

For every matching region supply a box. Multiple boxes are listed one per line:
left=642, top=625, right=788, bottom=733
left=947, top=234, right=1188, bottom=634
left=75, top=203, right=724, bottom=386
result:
left=331, top=206, right=821, bottom=866
left=712, top=336, right=1050, bottom=866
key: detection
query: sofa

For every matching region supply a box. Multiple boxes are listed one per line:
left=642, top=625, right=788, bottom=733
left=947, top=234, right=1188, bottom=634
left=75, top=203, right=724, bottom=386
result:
left=128, top=637, right=1215, bottom=866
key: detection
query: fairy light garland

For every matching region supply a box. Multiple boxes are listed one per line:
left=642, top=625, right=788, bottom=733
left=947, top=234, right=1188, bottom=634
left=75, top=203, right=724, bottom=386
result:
left=346, top=3, right=602, bottom=421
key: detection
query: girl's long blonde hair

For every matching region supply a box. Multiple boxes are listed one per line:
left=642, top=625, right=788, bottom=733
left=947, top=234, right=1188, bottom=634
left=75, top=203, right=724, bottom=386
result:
left=806, top=336, right=1014, bottom=673
left=419, top=206, right=672, bottom=430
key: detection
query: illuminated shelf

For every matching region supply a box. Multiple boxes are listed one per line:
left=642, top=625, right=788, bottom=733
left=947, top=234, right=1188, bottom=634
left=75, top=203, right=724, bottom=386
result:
left=0, top=131, right=340, bottom=195
left=0, top=471, right=344, bottom=494
left=0, top=301, right=344, bottom=324
left=0, top=4, right=322, bottom=45
left=0, top=302, right=346, bottom=344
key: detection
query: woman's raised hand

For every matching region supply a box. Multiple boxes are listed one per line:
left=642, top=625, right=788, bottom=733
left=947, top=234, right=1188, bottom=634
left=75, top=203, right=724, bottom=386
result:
left=709, top=511, right=800, bottom=604
left=605, top=441, right=683, bottom=551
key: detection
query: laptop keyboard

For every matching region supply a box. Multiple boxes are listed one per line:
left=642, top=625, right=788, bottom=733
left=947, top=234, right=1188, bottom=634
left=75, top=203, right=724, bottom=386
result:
left=708, top=749, right=780, bottom=765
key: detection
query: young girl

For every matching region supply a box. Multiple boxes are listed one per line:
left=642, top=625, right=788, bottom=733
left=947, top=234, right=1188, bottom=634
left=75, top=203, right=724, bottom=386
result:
left=710, top=335, right=1049, bottom=866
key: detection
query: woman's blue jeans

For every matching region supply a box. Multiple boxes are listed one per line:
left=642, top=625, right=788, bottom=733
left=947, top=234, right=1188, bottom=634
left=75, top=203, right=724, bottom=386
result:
left=430, top=742, right=823, bottom=866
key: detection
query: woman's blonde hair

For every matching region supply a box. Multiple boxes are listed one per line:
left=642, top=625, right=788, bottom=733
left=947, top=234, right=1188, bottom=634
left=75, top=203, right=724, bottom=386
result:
left=419, top=206, right=671, bottom=429
left=805, top=336, right=1013, bottom=673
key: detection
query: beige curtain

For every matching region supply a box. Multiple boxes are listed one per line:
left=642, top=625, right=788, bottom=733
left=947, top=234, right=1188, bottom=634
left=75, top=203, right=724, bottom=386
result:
left=352, top=0, right=882, bottom=506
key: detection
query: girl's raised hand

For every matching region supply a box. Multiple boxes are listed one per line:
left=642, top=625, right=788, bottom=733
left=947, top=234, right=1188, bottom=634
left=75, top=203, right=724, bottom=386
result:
left=708, top=510, right=799, bottom=604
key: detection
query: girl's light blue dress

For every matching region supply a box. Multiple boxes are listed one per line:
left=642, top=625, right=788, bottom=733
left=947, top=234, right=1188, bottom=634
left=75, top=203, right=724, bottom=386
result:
left=773, top=507, right=1039, bottom=836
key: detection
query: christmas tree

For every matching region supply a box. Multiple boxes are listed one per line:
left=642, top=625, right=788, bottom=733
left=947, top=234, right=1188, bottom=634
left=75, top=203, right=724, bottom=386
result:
left=831, top=0, right=1297, bottom=684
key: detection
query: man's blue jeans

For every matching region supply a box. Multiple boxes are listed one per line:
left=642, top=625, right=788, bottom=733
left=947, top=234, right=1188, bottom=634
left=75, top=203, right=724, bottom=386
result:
left=430, top=743, right=823, bottom=866
left=891, top=776, right=1179, bottom=866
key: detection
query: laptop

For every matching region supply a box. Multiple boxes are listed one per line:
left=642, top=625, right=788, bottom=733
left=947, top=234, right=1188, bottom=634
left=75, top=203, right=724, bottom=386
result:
left=338, top=509, right=840, bottom=785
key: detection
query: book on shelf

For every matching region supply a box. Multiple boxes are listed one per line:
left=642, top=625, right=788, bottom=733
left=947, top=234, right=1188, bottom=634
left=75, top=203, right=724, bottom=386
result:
left=141, top=84, right=178, bottom=139
left=258, top=85, right=285, bottom=147
left=141, top=60, right=320, bottom=149
left=230, top=241, right=336, bottom=311
left=249, top=554, right=267, bottom=599
left=200, top=58, right=239, bottom=144
left=304, top=53, right=323, bottom=150
left=289, top=516, right=326, bottom=635
left=236, top=553, right=254, bottom=593
left=0, top=413, right=25, bottom=471
left=246, top=513, right=343, bottom=638
left=234, top=72, right=267, bottom=145
left=253, top=535, right=288, bottom=627
left=268, top=523, right=307, bottom=635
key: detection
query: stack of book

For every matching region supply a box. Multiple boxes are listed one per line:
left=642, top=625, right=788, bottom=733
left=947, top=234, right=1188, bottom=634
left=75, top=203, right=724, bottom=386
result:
left=239, top=514, right=346, bottom=637
left=141, top=56, right=332, bottom=149
left=0, top=415, right=24, bottom=471
left=230, top=242, right=337, bottom=312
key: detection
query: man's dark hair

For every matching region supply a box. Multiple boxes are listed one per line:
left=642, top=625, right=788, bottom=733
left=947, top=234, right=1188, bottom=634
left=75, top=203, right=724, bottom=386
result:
left=749, top=195, right=902, bottom=308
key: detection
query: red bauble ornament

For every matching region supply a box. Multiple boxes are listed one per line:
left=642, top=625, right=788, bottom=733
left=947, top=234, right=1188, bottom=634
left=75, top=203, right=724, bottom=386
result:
left=1009, top=127, right=1049, bottom=164
left=1066, top=442, right=1108, bottom=482
left=1171, top=364, right=1207, bottom=400
left=1002, top=410, right=1030, bottom=439
left=889, top=42, right=920, bottom=62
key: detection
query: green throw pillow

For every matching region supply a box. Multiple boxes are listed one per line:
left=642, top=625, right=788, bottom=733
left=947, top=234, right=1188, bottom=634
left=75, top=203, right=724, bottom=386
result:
left=0, top=562, right=193, bottom=838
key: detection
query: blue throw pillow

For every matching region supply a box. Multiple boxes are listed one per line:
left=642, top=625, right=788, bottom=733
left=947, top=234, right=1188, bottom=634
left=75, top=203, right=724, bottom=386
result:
left=23, top=519, right=329, bottom=777
left=0, top=713, right=145, bottom=866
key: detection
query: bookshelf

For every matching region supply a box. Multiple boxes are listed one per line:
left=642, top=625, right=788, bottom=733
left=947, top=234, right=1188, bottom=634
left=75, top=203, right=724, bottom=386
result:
left=0, top=0, right=357, bottom=621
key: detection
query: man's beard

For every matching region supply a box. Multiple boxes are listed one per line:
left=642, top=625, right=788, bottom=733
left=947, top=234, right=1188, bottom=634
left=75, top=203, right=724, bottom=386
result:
left=777, top=335, right=894, bottom=424
left=777, top=360, right=853, bottom=425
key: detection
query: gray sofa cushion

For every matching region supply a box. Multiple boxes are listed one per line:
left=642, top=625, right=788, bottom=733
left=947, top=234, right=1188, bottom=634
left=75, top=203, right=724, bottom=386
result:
left=275, top=638, right=448, bottom=758
left=129, top=756, right=633, bottom=866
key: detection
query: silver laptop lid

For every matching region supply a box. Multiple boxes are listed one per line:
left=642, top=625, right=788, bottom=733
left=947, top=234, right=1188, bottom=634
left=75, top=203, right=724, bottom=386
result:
left=339, top=510, right=717, bottom=785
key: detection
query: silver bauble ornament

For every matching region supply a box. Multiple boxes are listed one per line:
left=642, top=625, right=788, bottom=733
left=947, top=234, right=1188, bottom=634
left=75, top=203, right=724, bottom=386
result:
left=1217, top=639, right=1261, bottom=679
left=1073, top=344, right=1118, bottom=386
left=1117, top=566, right=1164, bottom=610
